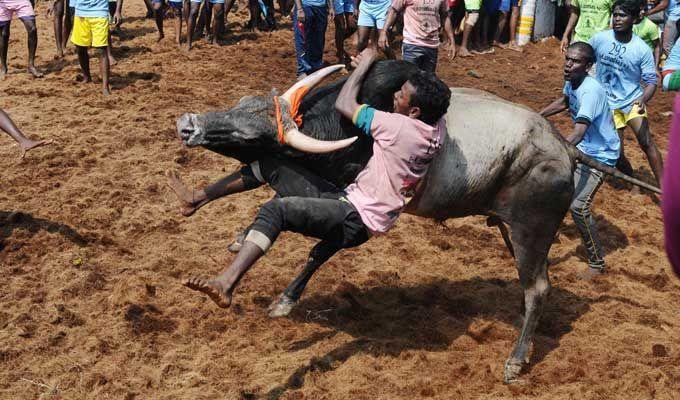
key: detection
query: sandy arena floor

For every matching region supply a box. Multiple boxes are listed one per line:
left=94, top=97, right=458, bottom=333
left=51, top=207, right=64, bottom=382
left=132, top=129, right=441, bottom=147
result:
left=1, top=2, right=679, bottom=399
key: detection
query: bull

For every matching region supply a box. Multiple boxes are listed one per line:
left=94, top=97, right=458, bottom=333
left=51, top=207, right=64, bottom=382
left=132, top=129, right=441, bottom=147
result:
left=175, top=61, right=659, bottom=383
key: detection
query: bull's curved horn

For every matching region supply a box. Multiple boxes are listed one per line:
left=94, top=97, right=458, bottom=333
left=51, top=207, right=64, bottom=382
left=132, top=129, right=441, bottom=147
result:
left=284, top=128, right=357, bottom=153
left=281, top=65, right=345, bottom=103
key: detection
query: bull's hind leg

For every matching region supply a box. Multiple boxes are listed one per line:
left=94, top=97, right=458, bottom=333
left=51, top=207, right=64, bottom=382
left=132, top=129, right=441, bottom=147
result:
left=500, top=160, right=572, bottom=383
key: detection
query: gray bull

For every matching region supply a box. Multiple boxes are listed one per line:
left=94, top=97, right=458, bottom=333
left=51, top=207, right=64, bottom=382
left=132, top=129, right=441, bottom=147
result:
left=175, top=62, right=659, bottom=383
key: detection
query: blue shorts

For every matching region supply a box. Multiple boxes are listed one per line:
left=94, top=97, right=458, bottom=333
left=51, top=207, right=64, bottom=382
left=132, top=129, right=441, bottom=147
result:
left=334, top=0, right=354, bottom=15
left=357, top=0, right=390, bottom=28
left=498, top=0, right=518, bottom=12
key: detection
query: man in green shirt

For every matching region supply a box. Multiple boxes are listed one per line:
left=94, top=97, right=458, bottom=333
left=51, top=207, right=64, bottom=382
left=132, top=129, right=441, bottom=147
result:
left=633, top=15, right=661, bottom=70
left=561, top=0, right=614, bottom=52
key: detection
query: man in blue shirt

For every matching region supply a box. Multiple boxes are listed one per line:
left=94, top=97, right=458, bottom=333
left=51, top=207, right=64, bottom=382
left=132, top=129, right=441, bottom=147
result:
left=589, top=0, right=663, bottom=185
left=541, top=42, right=621, bottom=274
left=293, top=0, right=334, bottom=79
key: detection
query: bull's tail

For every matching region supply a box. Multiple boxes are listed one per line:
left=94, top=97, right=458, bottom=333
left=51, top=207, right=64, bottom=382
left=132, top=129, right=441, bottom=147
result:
left=566, top=145, right=662, bottom=194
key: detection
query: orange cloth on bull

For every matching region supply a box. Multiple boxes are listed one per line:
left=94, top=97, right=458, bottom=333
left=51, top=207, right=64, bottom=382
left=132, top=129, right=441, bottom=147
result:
left=288, top=85, right=310, bottom=127
left=274, top=85, right=310, bottom=144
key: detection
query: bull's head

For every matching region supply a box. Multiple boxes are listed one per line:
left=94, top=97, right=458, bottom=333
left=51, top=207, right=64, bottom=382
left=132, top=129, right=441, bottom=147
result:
left=176, top=65, right=357, bottom=155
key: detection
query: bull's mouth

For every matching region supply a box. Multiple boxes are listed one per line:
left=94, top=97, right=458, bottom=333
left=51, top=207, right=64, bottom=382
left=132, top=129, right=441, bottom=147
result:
left=176, top=113, right=199, bottom=145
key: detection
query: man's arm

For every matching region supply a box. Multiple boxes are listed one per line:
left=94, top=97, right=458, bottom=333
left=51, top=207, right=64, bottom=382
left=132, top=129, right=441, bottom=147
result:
left=560, top=5, right=580, bottom=53
left=653, top=38, right=662, bottom=74
left=566, top=121, right=589, bottom=145
left=295, top=0, right=305, bottom=22
left=637, top=50, right=659, bottom=112
left=335, top=48, right=378, bottom=120
left=644, top=0, right=668, bottom=17
left=539, top=96, right=569, bottom=117
left=0, top=109, right=52, bottom=157
left=378, top=7, right=399, bottom=50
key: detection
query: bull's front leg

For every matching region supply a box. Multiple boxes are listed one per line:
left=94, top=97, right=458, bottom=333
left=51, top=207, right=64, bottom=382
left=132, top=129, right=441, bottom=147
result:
left=268, top=240, right=340, bottom=317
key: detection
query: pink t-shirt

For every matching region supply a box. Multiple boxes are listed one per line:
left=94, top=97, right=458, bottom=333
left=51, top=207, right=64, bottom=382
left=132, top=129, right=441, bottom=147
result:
left=391, top=0, right=447, bottom=48
left=345, top=109, right=445, bottom=234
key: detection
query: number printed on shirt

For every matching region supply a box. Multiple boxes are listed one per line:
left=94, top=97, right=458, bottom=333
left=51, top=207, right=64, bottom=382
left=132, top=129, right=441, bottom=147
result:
left=608, top=42, right=627, bottom=58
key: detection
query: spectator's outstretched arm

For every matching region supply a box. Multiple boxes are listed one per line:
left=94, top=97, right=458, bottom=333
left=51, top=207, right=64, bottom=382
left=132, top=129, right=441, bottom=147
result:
left=0, top=109, right=52, bottom=158
left=539, top=96, right=568, bottom=118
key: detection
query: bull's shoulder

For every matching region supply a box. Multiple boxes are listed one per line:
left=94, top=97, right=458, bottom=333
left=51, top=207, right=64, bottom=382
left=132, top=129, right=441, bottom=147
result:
left=449, top=87, right=535, bottom=114
left=446, top=88, right=545, bottom=137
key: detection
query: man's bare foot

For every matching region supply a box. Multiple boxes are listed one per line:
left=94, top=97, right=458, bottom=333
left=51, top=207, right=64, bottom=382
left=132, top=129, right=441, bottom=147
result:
left=184, top=277, right=232, bottom=308
left=507, top=42, right=523, bottom=52
left=457, top=47, right=473, bottom=57
left=102, top=85, right=111, bottom=96
left=157, top=32, right=165, bottom=42
left=28, top=65, right=44, bottom=78
left=185, top=42, right=192, bottom=51
left=108, top=55, right=117, bottom=66
left=55, top=50, right=65, bottom=59
left=75, top=74, right=92, bottom=83
left=20, top=139, right=54, bottom=158
left=492, top=41, right=508, bottom=48
left=165, top=169, right=208, bottom=216
left=471, top=47, right=494, bottom=55
left=0, top=67, right=7, bottom=80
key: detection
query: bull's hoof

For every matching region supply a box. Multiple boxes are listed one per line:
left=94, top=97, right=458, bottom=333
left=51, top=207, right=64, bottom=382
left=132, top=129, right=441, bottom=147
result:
left=503, top=358, right=525, bottom=384
left=268, top=294, right=297, bottom=318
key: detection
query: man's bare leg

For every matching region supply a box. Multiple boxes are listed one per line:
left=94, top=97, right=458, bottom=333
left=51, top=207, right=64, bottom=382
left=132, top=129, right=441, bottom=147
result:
left=492, top=11, right=508, bottom=48
left=458, top=13, right=478, bottom=57
left=21, top=18, right=43, bottom=78
left=185, top=241, right=264, bottom=307
left=165, top=169, right=255, bottom=216
left=107, top=31, right=117, bottom=65
left=0, top=23, right=9, bottom=80
left=628, top=116, right=664, bottom=186
left=76, top=45, right=93, bottom=83
left=53, top=0, right=65, bottom=58
left=615, top=127, right=634, bottom=176
left=98, top=47, right=110, bottom=95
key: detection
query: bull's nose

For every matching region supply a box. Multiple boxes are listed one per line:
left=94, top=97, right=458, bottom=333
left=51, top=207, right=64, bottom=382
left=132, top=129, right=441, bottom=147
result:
left=176, top=113, right=195, bottom=141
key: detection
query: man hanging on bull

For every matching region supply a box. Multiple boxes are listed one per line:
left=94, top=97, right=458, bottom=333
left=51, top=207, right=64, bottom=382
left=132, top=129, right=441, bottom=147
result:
left=540, top=42, right=620, bottom=274
left=183, top=47, right=451, bottom=308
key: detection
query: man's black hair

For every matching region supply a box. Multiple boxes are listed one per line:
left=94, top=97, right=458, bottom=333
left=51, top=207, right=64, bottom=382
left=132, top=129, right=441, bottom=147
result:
left=612, top=0, right=642, bottom=20
left=407, top=71, right=451, bottom=126
left=568, top=42, right=595, bottom=65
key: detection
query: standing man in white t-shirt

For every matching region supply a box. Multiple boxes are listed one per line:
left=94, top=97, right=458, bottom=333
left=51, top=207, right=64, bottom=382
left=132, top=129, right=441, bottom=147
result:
left=378, top=0, right=456, bottom=72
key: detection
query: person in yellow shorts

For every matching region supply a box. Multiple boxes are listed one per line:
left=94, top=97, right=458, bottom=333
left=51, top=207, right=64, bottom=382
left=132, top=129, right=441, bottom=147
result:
left=72, top=0, right=121, bottom=95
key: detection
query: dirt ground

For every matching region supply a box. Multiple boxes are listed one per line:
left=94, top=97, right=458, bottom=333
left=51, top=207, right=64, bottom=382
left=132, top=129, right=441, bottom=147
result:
left=1, top=2, right=679, bottom=399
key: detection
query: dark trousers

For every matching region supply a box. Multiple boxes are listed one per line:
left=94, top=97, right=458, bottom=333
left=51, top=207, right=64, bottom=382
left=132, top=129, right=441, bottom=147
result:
left=402, top=43, right=438, bottom=73
left=245, top=157, right=369, bottom=251
left=292, top=4, right=328, bottom=76
left=570, top=163, right=606, bottom=270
